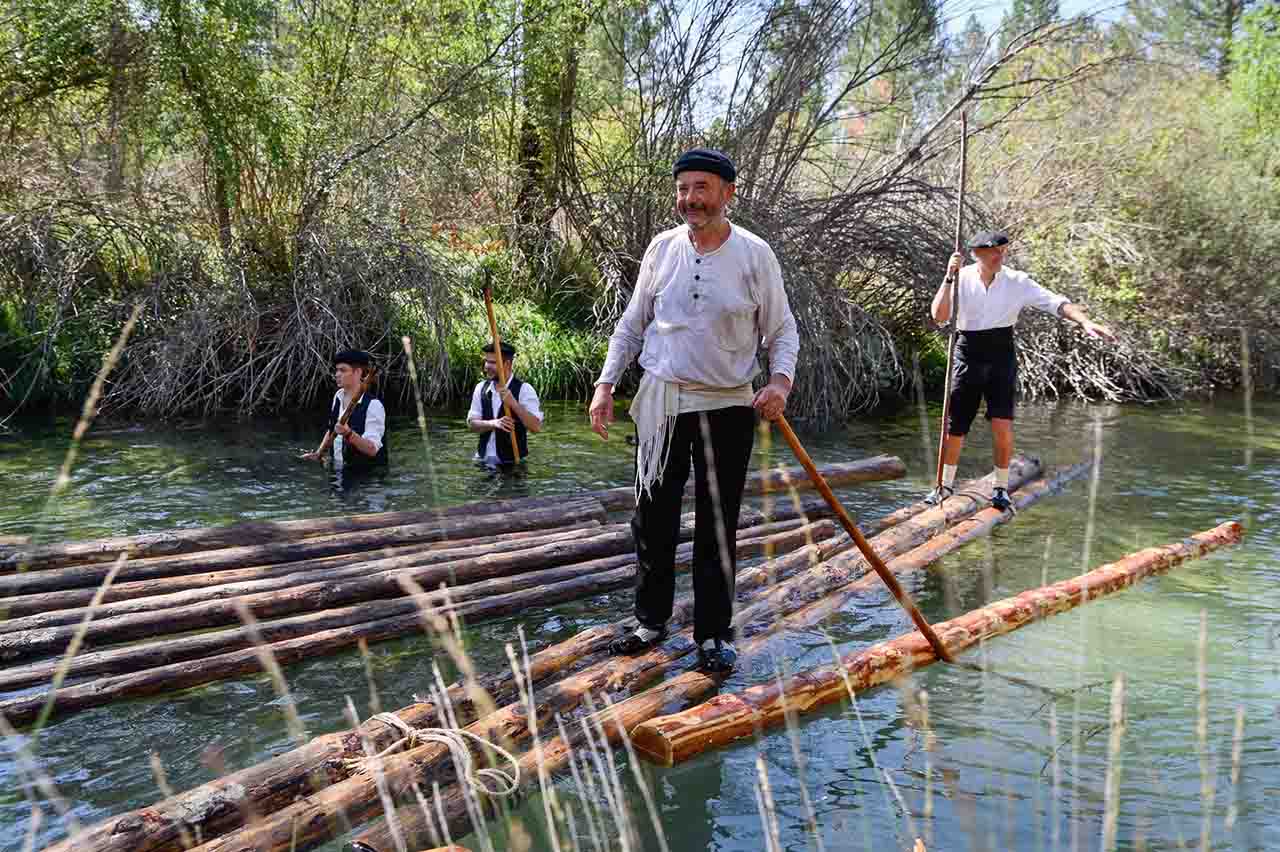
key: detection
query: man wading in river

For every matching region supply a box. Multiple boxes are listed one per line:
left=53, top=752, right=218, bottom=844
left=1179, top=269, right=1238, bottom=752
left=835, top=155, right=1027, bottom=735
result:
left=588, top=147, right=799, bottom=673
left=928, top=231, right=1115, bottom=509
left=301, top=350, right=389, bottom=476
left=467, top=341, right=543, bottom=466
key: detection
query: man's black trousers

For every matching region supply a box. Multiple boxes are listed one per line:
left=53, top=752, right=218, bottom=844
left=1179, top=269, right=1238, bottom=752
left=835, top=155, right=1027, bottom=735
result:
left=631, top=406, right=755, bottom=644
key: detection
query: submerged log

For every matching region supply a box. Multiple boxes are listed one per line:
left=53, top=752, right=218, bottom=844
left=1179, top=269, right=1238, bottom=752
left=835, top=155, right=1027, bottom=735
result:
left=0, top=500, right=608, bottom=596
left=44, top=488, right=927, bottom=852
left=4, top=456, right=904, bottom=571
left=188, top=465, right=1025, bottom=852
left=630, top=521, right=1244, bottom=766
left=0, top=523, right=600, bottom=618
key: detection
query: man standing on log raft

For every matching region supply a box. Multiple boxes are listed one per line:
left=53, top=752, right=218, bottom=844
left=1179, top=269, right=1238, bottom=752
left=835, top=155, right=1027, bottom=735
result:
left=301, top=350, right=388, bottom=477
left=928, top=231, right=1115, bottom=509
left=467, top=341, right=543, bottom=466
left=588, top=147, right=799, bottom=673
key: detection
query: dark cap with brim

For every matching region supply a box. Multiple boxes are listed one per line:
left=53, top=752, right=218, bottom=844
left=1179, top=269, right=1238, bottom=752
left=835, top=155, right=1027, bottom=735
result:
left=673, top=147, right=736, bottom=184
left=967, top=230, right=1010, bottom=249
left=483, top=341, right=516, bottom=359
left=333, top=349, right=372, bottom=367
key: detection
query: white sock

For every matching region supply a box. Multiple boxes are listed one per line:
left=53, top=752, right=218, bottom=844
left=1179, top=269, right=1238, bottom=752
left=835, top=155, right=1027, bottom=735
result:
left=635, top=624, right=663, bottom=641
left=942, top=464, right=957, bottom=488
left=701, top=637, right=734, bottom=651
left=994, top=467, right=1010, bottom=489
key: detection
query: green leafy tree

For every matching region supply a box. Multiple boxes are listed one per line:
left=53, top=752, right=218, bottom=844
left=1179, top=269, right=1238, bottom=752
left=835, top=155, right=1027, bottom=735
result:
left=1130, top=0, right=1258, bottom=77
left=1230, top=2, right=1280, bottom=167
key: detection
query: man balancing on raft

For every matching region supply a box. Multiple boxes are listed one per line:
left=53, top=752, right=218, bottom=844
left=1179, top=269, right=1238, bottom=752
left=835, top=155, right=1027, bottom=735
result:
left=928, top=230, right=1115, bottom=509
left=301, top=349, right=389, bottom=473
left=588, top=147, right=799, bottom=673
left=467, top=341, right=543, bottom=466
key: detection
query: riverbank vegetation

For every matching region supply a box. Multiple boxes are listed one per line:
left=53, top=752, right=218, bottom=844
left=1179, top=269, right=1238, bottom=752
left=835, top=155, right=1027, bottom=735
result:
left=1, top=0, right=1276, bottom=423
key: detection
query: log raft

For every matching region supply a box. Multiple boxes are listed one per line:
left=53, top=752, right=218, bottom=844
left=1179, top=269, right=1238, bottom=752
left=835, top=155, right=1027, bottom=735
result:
left=630, top=521, right=1245, bottom=766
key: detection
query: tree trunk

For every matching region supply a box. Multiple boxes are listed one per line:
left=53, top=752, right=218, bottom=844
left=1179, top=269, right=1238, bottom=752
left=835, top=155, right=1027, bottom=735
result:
left=629, top=521, right=1244, bottom=765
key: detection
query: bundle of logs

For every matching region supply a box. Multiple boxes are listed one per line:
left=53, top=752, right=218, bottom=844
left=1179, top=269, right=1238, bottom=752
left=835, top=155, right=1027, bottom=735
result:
left=0, top=456, right=906, bottom=726
left=20, top=453, right=1243, bottom=852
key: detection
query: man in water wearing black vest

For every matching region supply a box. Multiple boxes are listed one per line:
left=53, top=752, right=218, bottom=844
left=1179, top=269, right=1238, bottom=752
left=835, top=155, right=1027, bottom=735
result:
left=301, top=350, right=389, bottom=474
left=467, top=342, right=543, bottom=465
left=927, top=231, right=1114, bottom=509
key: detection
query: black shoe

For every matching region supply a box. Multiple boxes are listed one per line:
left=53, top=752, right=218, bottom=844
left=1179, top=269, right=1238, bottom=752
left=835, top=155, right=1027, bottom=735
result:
left=610, top=625, right=667, bottom=656
left=991, top=487, right=1013, bottom=511
left=697, top=639, right=737, bottom=673
left=924, top=484, right=954, bottom=506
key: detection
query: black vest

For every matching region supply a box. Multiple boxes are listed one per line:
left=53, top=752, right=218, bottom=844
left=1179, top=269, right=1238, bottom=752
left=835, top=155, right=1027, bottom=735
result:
left=477, top=377, right=529, bottom=464
left=328, top=394, right=389, bottom=471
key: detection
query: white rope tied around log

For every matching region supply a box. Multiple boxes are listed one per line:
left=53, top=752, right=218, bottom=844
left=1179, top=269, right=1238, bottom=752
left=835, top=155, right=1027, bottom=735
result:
left=344, top=712, right=520, bottom=797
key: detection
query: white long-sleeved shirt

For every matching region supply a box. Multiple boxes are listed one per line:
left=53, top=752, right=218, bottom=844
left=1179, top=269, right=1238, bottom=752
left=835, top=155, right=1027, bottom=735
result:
left=330, top=390, right=385, bottom=466
left=467, top=377, right=543, bottom=464
left=951, top=264, right=1069, bottom=331
left=596, top=224, right=800, bottom=390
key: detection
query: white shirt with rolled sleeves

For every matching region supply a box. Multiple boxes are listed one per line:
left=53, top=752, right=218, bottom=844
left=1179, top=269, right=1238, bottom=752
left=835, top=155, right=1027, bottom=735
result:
left=952, top=264, right=1070, bottom=331
left=595, top=224, right=800, bottom=392
left=330, top=389, right=385, bottom=467
left=467, top=378, right=543, bottom=464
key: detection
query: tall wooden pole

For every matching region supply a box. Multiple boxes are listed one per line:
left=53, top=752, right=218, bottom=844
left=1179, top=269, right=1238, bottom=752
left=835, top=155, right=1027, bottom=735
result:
left=774, top=416, right=954, bottom=663
left=935, top=112, right=968, bottom=490
left=483, top=275, right=521, bottom=463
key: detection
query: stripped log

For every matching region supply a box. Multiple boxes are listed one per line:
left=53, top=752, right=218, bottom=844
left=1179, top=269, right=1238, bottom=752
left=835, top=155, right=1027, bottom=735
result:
left=0, top=521, right=839, bottom=725
left=0, top=520, right=834, bottom=694
left=629, top=521, right=1244, bottom=766
left=42, top=487, right=929, bottom=852
left=0, top=523, right=600, bottom=618
left=179, top=467, right=1024, bottom=852
left=5, top=456, right=904, bottom=571
left=0, top=497, right=834, bottom=663
left=0, top=500, right=608, bottom=596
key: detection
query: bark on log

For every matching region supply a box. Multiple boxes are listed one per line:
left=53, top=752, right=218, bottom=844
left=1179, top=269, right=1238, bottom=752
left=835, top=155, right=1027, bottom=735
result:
left=0, top=501, right=608, bottom=596
left=4, top=456, right=904, bottom=571
left=40, top=491, right=923, bottom=852
left=629, top=521, right=1244, bottom=766
left=0, top=520, right=833, bottom=693
left=0, top=524, right=600, bottom=618
left=180, top=465, right=1021, bottom=852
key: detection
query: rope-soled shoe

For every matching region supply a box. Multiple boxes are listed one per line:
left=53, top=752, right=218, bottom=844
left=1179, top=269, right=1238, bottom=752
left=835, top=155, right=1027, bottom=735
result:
left=697, top=638, right=737, bottom=673
left=991, top=486, right=1013, bottom=511
left=609, top=624, right=667, bottom=655
left=924, top=484, right=954, bottom=506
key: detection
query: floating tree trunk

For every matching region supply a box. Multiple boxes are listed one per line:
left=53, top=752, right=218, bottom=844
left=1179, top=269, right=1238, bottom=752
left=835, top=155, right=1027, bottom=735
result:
left=177, top=465, right=1025, bottom=852
left=43, top=484, right=933, bottom=852
left=4, top=456, right=904, bottom=571
left=0, top=521, right=841, bottom=726
left=0, top=500, right=609, bottom=596
left=0, top=496, right=838, bottom=663
left=0, top=520, right=833, bottom=694
left=629, top=521, right=1244, bottom=766
left=0, top=523, right=602, bottom=618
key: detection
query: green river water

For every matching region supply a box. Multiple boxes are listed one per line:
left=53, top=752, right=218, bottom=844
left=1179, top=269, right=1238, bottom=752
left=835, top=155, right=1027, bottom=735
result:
left=0, top=396, right=1276, bottom=851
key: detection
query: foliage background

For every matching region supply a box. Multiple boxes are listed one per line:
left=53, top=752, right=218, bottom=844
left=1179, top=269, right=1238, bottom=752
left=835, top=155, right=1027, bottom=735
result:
left=1, top=0, right=1276, bottom=424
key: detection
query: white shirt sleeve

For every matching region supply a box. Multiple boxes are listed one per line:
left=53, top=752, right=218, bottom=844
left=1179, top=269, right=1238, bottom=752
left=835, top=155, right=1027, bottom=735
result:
left=518, top=381, right=543, bottom=424
left=596, top=241, right=659, bottom=386
left=361, top=399, right=386, bottom=452
left=466, top=382, right=486, bottom=422
left=1021, top=273, right=1070, bottom=316
left=756, top=244, right=799, bottom=381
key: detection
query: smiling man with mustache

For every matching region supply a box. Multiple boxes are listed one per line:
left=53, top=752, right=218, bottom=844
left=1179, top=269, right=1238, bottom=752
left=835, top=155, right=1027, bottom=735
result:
left=588, top=147, right=799, bottom=674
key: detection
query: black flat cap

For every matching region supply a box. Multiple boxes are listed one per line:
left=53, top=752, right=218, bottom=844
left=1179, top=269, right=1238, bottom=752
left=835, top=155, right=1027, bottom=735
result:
left=483, top=341, right=516, bottom=359
left=673, top=147, right=736, bottom=183
left=968, top=230, right=1010, bottom=249
left=333, top=349, right=372, bottom=367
